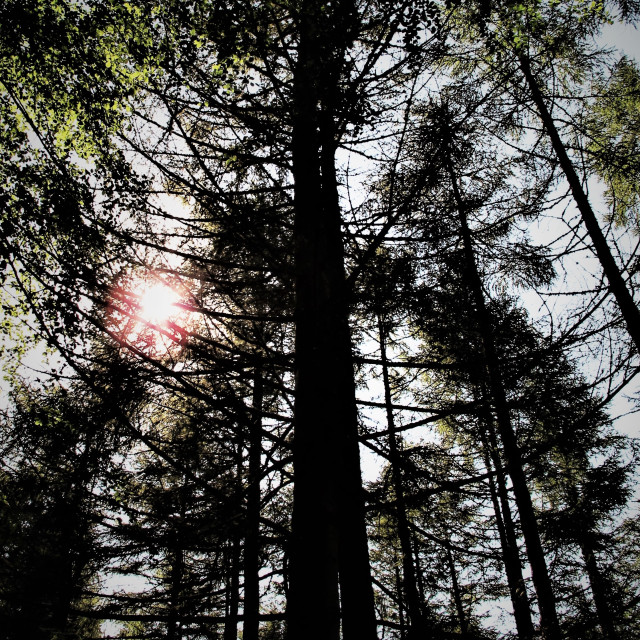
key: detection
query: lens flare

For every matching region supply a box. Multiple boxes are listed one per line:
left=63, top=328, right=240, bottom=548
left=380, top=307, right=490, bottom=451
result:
left=107, top=276, right=189, bottom=353
left=138, top=283, right=181, bottom=326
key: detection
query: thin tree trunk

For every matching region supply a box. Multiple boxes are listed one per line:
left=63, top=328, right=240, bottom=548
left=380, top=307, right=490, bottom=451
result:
left=415, top=541, right=427, bottom=613
left=243, top=370, right=263, bottom=640
left=446, top=546, right=468, bottom=636
left=564, top=480, right=618, bottom=640
left=519, top=54, right=640, bottom=353
left=580, top=533, right=618, bottom=640
left=395, top=564, right=407, bottom=640
left=225, top=442, right=243, bottom=640
left=446, top=151, right=561, bottom=640
left=224, top=536, right=241, bottom=640
left=480, top=425, right=535, bottom=640
left=379, top=316, right=430, bottom=639
left=167, top=533, right=184, bottom=640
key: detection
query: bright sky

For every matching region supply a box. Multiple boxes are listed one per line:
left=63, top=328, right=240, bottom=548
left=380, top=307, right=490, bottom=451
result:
left=601, top=20, right=640, bottom=59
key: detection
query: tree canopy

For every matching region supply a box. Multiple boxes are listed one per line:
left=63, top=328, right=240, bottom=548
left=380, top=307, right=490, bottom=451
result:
left=1, top=1, right=639, bottom=639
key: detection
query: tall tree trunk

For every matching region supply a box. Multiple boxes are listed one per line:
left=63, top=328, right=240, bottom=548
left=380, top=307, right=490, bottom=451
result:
left=446, top=151, right=562, bottom=640
left=580, top=532, right=618, bottom=640
left=243, top=370, right=263, bottom=640
left=415, top=540, right=427, bottom=613
left=518, top=54, right=640, bottom=353
left=225, top=442, right=243, bottom=640
left=324, top=133, right=377, bottom=640
left=288, top=2, right=377, bottom=638
left=288, top=9, right=341, bottom=633
left=395, top=564, right=407, bottom=640
left=480, top=424, right=535, bottom=640
left=564, top=480, right=618, bottom=640
left=446, top=545, right=468, bottom=636
left=379, top=316, right=430, bottom=639
left=167, top=532, right=184, bottom=640
left=224, top=535, right=241, bottom=640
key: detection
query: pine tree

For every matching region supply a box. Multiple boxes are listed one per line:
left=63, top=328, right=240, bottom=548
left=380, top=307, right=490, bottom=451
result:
left=1, top=2, right=639, bottom=639
left=0, top=382, right=112, bottom=640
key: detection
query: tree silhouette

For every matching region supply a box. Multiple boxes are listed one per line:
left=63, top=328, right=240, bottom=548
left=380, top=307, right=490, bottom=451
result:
left=1, top=1, right=639, bottom=639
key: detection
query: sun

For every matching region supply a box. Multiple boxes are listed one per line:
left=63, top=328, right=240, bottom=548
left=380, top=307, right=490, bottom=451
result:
left=108, top=276, right=190, bottom=352
left=138, top=283, right=181, bottom=326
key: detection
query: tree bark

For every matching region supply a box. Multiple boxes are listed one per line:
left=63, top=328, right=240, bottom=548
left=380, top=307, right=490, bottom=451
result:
left=225, top=440, right=244, bottom=640
left=565, top=481, right=618, bottom=640
left=395, top=564, right=407, bottom=640
left=287, top=2, right=377, bottom=638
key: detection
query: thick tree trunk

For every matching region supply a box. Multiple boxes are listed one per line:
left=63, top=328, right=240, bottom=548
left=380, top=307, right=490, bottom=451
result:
left=379, top=317, right=430, bottom=639
left=519, top=54, right=640, bottom=353
left=446, top=154, right=561, bottom=640
left=46, top=426, right=98, bottom=639
left=324, top=133, right=377, bottom=640
left=480, top=424, right=535, bottom=640
left=243, top=371, right=263, bottom=640
left=287, top=2, right=377, bottom=639
left=288, top=10, right=340, bottom=635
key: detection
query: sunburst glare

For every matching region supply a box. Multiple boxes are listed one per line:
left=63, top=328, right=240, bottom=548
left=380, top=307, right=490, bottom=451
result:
left=108, top=275, right=190, bottom=352
left=138, top=283, right=181, bottom=326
